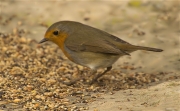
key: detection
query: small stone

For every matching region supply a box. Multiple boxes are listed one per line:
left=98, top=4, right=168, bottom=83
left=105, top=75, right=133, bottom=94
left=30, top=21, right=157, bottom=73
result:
left=13, top=99, right=21, bottom=103
left=48, top=103, right=55, bottom=108
left=63, top=102, right=69, bottom=104
left=63, top=98, right=69, bottom=102
left=0, top=77, right=6, bottom=84
left=10, top=67, right=24, bottom=75
left=35, top=95, right=41, bottom=99
left=31, top=90, right=37, bottom=96
left=39, top=78, right=46, bottom=82
left=19, top=37, right=27, bottom=43
left=59, top=67, right=66, bottom=72
left=44, top=92, right=53, bottom=97
left=26, top=85, right=34, bottom=91
left=47, top=79, right=56, bottom=85
left=34, top=103, right=40, bottom=109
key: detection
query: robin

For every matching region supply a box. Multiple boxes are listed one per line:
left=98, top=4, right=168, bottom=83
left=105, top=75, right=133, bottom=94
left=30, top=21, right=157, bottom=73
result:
left=39, top=21, right=163, bottom=85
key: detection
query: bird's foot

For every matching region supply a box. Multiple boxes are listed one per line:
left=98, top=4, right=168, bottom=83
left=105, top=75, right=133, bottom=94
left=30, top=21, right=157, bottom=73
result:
left=87, top=66, right=112, bottom=85
left=87, top=74, right=101, bottom=85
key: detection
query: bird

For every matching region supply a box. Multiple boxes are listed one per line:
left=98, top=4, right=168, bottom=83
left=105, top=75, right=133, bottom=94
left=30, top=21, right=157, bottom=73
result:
left=39, top=21, right=163, bottom=85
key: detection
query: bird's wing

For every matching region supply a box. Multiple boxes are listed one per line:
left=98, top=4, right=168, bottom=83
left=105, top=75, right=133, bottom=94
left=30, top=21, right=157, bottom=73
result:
left=65, top=36, right=130, bottom=55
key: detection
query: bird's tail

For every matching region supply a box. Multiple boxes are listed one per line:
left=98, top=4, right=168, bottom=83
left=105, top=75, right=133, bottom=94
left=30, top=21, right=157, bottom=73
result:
left=133, top=45, right=163, bottom=52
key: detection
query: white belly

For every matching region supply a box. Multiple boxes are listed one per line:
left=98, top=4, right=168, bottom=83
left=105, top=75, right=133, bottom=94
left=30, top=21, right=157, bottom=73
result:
left=64, top=46, right=121, bottom=70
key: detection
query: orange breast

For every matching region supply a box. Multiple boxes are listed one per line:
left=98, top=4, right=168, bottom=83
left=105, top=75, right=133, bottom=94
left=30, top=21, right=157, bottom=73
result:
left=55, top=33, right=74, bottom=62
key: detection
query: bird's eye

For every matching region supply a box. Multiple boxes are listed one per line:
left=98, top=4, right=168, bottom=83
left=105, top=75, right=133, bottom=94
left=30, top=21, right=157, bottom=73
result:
left=53, top=30, right=59, bottom=35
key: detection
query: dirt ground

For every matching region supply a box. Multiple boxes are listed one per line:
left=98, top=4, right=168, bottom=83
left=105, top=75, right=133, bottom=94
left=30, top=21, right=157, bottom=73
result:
left=0, top=0, right=180, bottom=111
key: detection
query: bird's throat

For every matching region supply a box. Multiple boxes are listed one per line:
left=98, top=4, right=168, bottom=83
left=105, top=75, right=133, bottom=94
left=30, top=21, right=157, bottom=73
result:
left=55, top=33, right=74, bottom=62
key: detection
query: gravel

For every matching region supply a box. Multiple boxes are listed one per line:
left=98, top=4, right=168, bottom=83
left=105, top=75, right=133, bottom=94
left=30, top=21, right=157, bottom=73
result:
left=0, top=30, right=179, bottom=110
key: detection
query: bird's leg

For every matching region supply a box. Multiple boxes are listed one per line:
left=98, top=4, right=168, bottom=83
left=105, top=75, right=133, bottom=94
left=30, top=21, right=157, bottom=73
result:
left=89, top=66, right=112, bottom=85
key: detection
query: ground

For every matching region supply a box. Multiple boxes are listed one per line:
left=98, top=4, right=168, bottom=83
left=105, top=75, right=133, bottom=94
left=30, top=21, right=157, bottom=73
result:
left=0, top=0, right=180, bottom=111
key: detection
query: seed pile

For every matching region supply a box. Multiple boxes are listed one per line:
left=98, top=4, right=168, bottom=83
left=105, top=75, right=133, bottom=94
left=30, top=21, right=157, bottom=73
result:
left=0, top=30, right=179, bottom=110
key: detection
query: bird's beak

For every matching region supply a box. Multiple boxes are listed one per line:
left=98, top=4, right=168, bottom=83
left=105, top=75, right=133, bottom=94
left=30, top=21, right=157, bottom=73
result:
left=39, top=38, right=48, bottom=44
